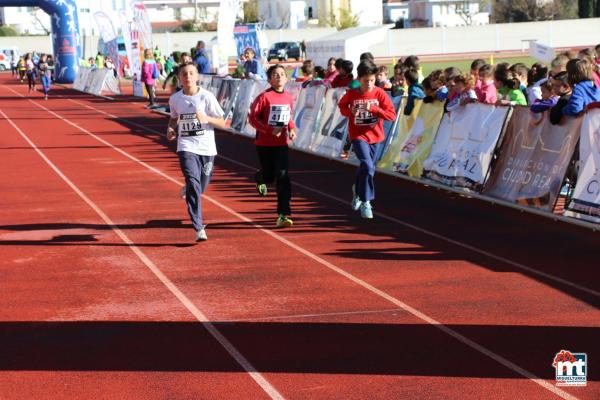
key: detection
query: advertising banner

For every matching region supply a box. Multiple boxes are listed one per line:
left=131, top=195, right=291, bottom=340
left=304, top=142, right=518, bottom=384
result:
left=311, top=88, right=348, bottom=158
left=291, top=84, right=327, bottom=151
left=565, top=107, right=600, bottom=222
left=216, top=79, right=242, bottom=122
left=391, top=101, right=445, bottom=177
left=483, top=107, right=582, bottom=211
left=234, top=24, right=261, bottom=58
left=423, top=103, right=510, bottom=189
left=378, top=99, right=423, bottom=171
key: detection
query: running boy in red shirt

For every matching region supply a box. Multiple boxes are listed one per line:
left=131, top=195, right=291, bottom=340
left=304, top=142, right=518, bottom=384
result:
left=338, top=60, right=397, bottom=219
left=248, top=64, right=297, bottom=228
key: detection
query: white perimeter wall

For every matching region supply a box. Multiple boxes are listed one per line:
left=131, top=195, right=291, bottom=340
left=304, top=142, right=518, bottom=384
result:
left=0, top=18, right=596, bottom=59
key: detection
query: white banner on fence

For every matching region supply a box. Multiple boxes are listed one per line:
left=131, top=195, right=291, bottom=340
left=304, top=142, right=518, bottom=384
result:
left=565, top=108, right=600, bottom=222
left=217, top=78, right=241, bottom=121
left=73, top=67, right=121, bottom=96
left=241, top=80, right=269, bottom=137
left=311, top=87, right=348, bottom=158
left=73, top=67, right=90, bottom=91
left=291, top=84, right=327, bottom=151
left=285, top=81, right=303, bottom=106
left=230, top=79, right=268, bottom=137
left=209, top=76, right=223, bottom=97
left=198, top=75, right=213, bottom=91
left=423, top=103, right=510, bottom=189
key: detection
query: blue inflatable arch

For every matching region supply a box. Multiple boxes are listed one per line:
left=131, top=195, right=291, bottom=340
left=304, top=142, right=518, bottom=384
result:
left=0, top=0, right=80, bottom=83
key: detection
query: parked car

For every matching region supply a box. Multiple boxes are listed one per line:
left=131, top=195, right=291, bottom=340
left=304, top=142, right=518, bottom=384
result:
left=0, top=47, right=18, bottom=70
left=268, top=41, right=301, bottom=62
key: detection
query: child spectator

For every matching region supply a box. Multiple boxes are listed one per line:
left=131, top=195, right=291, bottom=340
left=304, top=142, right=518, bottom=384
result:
left=549, top=72, right=572, bottom=125
left=530, top=80, right=559, bottom=113
left=390, top=63, right=407, bottom=97
left=296, top=59, right=315, bottom=87
left=550, top=54, right=569, bottom=77
left=403, top=68, right=425, bottom=115
left=141, top=48, right=159, bottom=108
left=248, top=64, right=297, bottom=228
left=323, top=57, right=339, bottom=85
left=360, top=52, right=375, bottom=62
left=338, top=60, right=396, bottom=219
left=562, top=58, right=600, bottom=116
left=527, top=62, right=549, bottom=104
left=314, top=66, right=326, bottom=80
left=404, top=55, right=424, bottom=83
left=476, top=64, right=497, bottom=104
left=243, top=47, right=265, bottom=80
left=331, top=60, right=355, bottom=88
left=446, top=74, right=478, bottom=112
left=422, top=77, right=436, bottom=103
left=577, top=48, right=600, bottom=87
left=510, top=63, right=529, bottom=103
left=376, top=65, right=392, bottom=90
left=495, top=65, right=527, bottom=106
left=444, top=66, right=462, bottom=100
left=429, top=69, right=448, bottom=101
left=470, top=58, right=486, bottom=92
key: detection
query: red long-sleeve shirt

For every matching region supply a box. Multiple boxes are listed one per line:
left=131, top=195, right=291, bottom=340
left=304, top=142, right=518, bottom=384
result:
left=338, top=86, right=396, bottom=144
left=248, top=87, right=296, bottom=147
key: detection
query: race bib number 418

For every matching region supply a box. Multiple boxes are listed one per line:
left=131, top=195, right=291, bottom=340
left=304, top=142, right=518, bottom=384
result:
left=268, top=105, right=291, bottom=127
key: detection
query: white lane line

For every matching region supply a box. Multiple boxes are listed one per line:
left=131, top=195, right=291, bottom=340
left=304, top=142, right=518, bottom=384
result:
left=0, top=108, right=284, bottom=400
left=65, top=96, right=600, bottom=300
left=16, top=90, right=578, bottom=399
left=229, top=308, right=403, bottom=322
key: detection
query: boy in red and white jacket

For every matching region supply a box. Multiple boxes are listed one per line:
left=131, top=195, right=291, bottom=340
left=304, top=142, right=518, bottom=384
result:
left=248, top=64, right=297, bottom=228
left=338, top=60, right=397, bottom=219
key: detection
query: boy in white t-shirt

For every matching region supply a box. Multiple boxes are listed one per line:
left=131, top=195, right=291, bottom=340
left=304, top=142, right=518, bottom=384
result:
left=167, top=62, right=226, bottom=241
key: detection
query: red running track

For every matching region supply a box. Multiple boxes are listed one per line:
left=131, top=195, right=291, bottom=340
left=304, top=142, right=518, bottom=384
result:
left=0, top=75, right=598, bottom=399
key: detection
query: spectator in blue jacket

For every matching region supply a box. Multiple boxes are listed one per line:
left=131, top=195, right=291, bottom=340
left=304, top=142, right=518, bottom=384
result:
left=563, top=58, right=600, bottom=116
left=193, top=40, right=211, bottom=74
left=403, top=68, right=425, bottom=116
left=530, top=80, right=559, bottom=113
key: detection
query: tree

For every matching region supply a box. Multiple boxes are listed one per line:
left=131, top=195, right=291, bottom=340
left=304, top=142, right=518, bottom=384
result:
left=243, top=0, right=259, bottom=23
left=493, top=0, right=555, bottom=22
left=0, top=25, right=18, bottom=36
left=329, top=8, right=360, bottom=30
left=578, top=0, right=592, bottom=17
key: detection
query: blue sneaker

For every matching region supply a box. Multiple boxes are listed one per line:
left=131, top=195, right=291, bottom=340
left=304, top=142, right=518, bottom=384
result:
left=351, top=184, right=362, bottom=211
left=360, top=201, right=373, bottom=219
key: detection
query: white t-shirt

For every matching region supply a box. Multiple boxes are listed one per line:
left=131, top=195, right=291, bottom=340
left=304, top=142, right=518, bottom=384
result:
left=169, top=87, right=224, bottom=156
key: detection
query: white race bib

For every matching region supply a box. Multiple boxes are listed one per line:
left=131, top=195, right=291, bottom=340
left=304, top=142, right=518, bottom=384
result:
left=268, top=104, right=291, bottom=127
left=353, top=99, right=379, bottom=126
left=178, top=113, right=204, bottom=136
